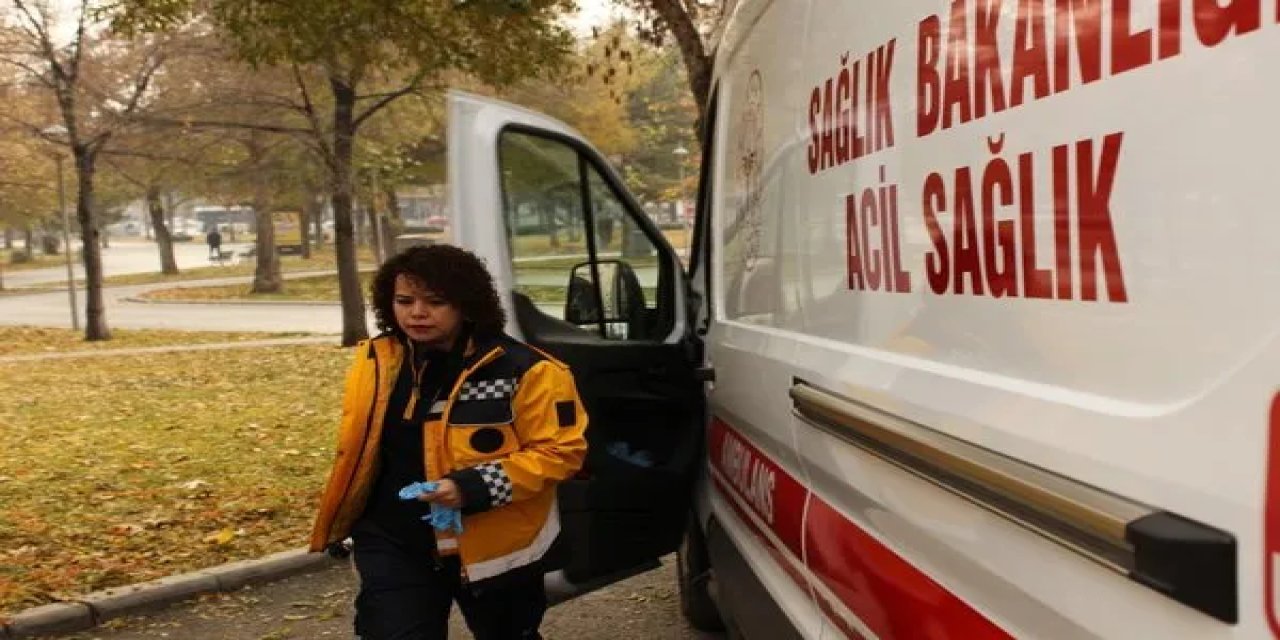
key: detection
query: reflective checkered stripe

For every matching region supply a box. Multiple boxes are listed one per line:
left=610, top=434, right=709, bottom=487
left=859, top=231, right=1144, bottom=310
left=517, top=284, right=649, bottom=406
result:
left=464, top=498, right=562, bottom=582
left=474, top=461, right=515, bottom=508
left=457, top=378, right=518, bottom=402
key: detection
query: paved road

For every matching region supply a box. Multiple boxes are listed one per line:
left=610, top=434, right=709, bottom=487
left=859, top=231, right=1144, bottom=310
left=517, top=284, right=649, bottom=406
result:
left=49, top=558, right=720, bottom=640
left=0, top=271, right=374, bottom=333
left=5, top=240, right=239, bottom=288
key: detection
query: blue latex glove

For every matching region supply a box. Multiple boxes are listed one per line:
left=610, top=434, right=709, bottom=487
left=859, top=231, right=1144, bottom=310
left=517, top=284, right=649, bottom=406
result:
left=607, top=441, right=654, bottom=468
left=398, top=481, right=464, bottom=534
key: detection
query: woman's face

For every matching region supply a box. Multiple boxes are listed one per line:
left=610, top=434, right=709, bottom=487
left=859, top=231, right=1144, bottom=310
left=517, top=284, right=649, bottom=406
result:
left=393, top=274, right=463, bottom=349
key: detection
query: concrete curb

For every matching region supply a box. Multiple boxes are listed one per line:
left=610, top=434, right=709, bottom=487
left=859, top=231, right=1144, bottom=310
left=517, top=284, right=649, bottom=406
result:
left=1, top=548, right=337, bottom=639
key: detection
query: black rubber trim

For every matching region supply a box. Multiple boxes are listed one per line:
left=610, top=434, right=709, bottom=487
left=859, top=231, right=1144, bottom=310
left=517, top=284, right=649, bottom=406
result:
left=1126, top=512, right=1237, bottom=623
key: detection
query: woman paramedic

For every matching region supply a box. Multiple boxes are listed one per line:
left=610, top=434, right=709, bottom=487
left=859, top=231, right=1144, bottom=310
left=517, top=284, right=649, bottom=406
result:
left=309, top=244, right=589, bottom=640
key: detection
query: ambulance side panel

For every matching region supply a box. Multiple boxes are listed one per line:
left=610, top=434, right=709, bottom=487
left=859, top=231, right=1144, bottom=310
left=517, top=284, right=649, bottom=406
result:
left=698, top=0, right=826, bottom=638
left=706, top=0, right=1280, bottom=637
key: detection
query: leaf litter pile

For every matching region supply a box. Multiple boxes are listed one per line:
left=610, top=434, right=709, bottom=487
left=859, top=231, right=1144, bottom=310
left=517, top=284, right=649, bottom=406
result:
left=0, top=343, right=352, bottom=618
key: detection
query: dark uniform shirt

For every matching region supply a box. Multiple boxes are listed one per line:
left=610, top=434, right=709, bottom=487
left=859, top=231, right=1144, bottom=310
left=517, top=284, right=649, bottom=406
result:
left=360, top=340, right=461, bottom=554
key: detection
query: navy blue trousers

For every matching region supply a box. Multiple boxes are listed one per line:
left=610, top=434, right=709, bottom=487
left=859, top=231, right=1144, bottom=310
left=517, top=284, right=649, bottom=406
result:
left=351, top=521, right=546, bottom=640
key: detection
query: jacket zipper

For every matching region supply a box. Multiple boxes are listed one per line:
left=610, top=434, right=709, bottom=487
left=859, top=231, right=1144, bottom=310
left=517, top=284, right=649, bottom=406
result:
left=331, top=340, right=383, bottom=542
left=442, top=344, right=505, bottom=587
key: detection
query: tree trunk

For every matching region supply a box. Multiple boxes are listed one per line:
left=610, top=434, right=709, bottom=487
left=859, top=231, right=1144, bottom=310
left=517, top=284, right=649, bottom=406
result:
left=366, top=206, right=385, bottom=265
left=42, top=221, right=60, bottom=255
left=3, top=227, right=12, bottom=249
left=299, top=198, right=314, bottom=260
left=312, top=196, right=325, bottom=249
left=147, top=186, right=179, bottom=275
left=354, top=198, right=365, bottom=249
left=75, top=148, right=109, bottom=340
left=249, top=135, right=283, bottom=294
left=23, top=227, right=33, bottom=259
left=648, top=0, right=714, bottom=137
left=330, top=72, right=369, bottom=346
left=381, top=185, right=401, bottom=258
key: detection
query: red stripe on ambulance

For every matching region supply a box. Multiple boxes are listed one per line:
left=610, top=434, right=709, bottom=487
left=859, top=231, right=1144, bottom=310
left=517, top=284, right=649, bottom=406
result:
left=710, top=418, right=1011, bottom=639
left=709, top=418, right=807, bottom=557
left=1264, top=393, right=1280, bottom=637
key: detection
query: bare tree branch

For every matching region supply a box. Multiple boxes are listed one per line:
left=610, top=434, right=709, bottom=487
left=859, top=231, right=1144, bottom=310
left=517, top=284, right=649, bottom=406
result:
left=646, top=0, right=713, bottom=120
left=101, top=154, right=148, bottom=188
left=114, top=44, right=167, bottom=119
left=101, top=143, right=239, bottom=173
left=352, top=72, right=433, bottom=129
left=292, top=63, right=334, bottom=163
left=10, top=0, right=66, bottom=84
left=137, top=114, right=315, bottom=136
left=68, top=0, right=91, bottom=82
left=0, top=54, right=56, bottom=88
left=0, top=110, right=68, bottom=147
left=0, top=179, right=52, bottom=191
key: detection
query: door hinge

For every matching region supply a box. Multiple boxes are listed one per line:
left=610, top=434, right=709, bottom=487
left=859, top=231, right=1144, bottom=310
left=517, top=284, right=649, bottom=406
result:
left=695, top=366, right=716, bottom=383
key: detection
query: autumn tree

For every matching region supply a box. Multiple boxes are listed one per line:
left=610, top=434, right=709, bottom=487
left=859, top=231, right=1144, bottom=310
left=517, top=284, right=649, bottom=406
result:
left=617, top=0, right=726, bottom=131
left=0, top=0, right=182, bottom=340
left=619, top=46, right=699, bottom=203
left=0, top=133, right=57, bottom=289
left=352, top=93, right=445, bottom=264
left=100, top=124, right=229, bottom=274
left=116, top=0, right=576, bottom=346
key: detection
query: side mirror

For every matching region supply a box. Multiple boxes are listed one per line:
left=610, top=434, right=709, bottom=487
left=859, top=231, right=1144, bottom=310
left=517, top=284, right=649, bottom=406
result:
left=564, top=264, right=599, bottom=326
left=564, top=260, right=647, bottom=337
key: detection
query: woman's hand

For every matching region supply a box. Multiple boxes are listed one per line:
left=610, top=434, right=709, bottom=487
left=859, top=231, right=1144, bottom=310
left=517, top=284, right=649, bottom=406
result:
left=419, top=479, right=462, bottom=508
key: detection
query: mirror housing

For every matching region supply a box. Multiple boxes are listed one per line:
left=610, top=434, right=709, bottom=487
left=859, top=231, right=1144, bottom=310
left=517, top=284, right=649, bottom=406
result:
left=564, top=260, right=647, bottom=336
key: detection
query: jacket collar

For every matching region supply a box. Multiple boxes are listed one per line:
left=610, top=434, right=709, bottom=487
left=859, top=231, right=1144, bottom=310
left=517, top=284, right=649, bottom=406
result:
left=372, top=331, right=506, bottom=368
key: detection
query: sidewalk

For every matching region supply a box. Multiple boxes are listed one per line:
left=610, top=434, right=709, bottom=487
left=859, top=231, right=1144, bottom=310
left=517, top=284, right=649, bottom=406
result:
left=42, top=559, right=716, bottom=640
left=0, top=272, right=373, bottom=334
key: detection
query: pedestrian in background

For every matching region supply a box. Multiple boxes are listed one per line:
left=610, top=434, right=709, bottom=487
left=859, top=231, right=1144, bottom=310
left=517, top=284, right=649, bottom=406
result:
left=310, top=244, right=589, bottom=640
left=205, top=226, right=223, bottom=262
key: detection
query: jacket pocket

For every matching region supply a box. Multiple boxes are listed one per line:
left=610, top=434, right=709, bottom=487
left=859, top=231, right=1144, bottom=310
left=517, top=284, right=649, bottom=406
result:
left=447, top=392, right=518, bottom=466
left=449, top=422, right=520, bottom=465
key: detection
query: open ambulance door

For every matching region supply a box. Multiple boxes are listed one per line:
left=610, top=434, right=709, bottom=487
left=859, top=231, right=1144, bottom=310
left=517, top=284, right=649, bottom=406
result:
left=446, top=91, right=706, bottom=589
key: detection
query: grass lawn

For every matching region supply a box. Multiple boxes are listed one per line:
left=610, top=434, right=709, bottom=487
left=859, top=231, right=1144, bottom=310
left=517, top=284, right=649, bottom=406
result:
left=510, top=227, right=689, bottom=263
left=514, top=284, right=569, bottom=305
left=0, top=327, right=318, bottom=357
left=0, top=287, right=59, bottom=297
left=139, top=273, right=375, bottom=303
left=99, top=247, right=377, bottom=288
left=0, top=343, right=352, bottom=617
left=0, top=249, right=66, bottom=272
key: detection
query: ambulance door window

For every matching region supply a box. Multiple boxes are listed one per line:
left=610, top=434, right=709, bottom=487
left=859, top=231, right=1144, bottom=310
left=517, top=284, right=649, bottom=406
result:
left=498, top=128, right=674, bottom=342
left=585, top=168, right=669, bottom=341
left=497, top=130, right=598, bottom=325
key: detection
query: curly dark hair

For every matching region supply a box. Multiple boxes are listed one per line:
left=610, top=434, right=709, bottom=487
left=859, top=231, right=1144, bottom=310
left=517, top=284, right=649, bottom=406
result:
left=371, top=244, right=507, bottom=338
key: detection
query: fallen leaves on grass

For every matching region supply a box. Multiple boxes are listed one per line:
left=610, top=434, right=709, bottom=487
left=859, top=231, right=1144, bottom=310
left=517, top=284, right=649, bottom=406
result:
left=141, top=274, right=374, bottom=303
left=0, top=344, right=352, bottom=616
left=99, top=249, right=376, bottom=288
left=0, top=326, right=317, bottom=357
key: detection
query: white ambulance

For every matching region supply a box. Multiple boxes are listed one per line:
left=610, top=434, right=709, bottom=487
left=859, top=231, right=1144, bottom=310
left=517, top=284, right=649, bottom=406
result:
left=445, top=0, right=1280, bottom=637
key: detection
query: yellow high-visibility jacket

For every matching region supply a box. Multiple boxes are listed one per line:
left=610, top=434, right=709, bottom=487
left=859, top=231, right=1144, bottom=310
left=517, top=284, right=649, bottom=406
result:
left=309, top=333, right=589, bottom=585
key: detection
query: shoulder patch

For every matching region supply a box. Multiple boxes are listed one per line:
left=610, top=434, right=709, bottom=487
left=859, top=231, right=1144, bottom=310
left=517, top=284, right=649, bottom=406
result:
left=555, top=400, right=576, bottom=428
